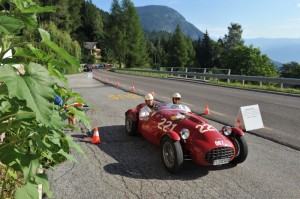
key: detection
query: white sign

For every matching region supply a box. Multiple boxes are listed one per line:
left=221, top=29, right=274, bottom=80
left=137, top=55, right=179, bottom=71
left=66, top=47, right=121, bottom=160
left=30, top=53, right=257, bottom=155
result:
left=87, top=72, right=93, bottom=79
left=236, top=104, right=264, bottom=131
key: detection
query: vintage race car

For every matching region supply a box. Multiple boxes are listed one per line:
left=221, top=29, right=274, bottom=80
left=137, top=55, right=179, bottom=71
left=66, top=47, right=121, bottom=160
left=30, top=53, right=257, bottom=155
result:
left=125, top=102, right=248, bottom=173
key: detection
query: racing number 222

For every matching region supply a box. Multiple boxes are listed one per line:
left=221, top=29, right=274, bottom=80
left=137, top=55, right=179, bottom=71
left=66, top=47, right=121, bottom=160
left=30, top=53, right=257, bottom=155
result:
left=195, top=124, right=215, bottom=134
left=158, top=118, right=215, bottom=134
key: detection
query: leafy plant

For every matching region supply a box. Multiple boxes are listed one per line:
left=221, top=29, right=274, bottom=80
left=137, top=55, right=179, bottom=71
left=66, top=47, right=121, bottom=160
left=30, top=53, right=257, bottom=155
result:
left=0, top=0, right=89, bottom=198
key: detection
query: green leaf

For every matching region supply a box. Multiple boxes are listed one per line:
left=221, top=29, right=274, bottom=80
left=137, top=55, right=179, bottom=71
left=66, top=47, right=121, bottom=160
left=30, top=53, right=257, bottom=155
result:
left=68, top=106, right=91, bottom=130
left=35, top=173, right=53, bottom=198
left=18, top=154, right=39, bottom=183
left=0, top=100, right=11, bottom=113
left=15, top=182, right=38, bottom=199
left=14, top=47, right=40, bottom=61
left=0, top=63, right=55, bottom=125
left=38, top=28, right=80, bottom=67
left=49, top=110, right=68, bottom=130
left=0, top=16, right=24, bottom=35
left=18, top=13, right=38, bottom=28
left=64, top=134, right=84, bottom=155
left=48, top=65, right=68, bottom=86
left=57, top=148, right=77, bottom=162
left=15, top=110, right=36, bottom=120
left=0, top=145, right=22, bottom=171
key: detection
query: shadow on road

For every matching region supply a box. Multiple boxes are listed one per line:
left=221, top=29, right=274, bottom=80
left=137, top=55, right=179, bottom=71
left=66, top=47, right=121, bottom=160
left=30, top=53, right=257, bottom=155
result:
left=71, top=124, right=237, bottom=181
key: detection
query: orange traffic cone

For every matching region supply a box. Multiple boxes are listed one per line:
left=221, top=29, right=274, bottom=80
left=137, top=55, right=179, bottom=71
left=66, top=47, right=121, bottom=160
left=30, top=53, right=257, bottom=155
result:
left=91, top=128, right=101, bottom=144
left=204, top=105, right=210, bottom=115
left=152, top=90, right=155, bottom=97
left=131, top=85, right=135, bottom=91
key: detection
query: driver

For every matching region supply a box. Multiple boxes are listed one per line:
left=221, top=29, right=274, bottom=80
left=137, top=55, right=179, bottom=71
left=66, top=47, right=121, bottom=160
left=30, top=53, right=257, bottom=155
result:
left=139, top=93, right=154, bottom=121
left=171, top=93, right=191, bottom=112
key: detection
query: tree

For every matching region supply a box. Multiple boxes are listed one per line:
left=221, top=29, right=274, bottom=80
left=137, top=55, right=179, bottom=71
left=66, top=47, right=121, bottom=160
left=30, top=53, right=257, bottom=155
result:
left=194, top=31, right=214, bottom=68
left=222, top=23, right=244, bottom=50
left=185, top=36, right=196, bottom=67
left=122, top=0, right=149, bottom=68
left=77, top=0, right=103, bottom=41
left=280, top=61, right=300, bottom=78
left=226, top=45, right=279, bottom=77
left=168, top=25, right=189, bottom=70
left=219, top=23, right=244, bottom=69
left=106, top=0, right=126, bottom=67
left=37, top=0, right=84, bottom=34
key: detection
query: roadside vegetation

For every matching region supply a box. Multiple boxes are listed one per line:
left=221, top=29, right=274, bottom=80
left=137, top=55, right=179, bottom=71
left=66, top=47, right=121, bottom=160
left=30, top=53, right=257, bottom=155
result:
left=0, top=1, right=90, bottom=198
left=113, top=69, right=300, bottom=95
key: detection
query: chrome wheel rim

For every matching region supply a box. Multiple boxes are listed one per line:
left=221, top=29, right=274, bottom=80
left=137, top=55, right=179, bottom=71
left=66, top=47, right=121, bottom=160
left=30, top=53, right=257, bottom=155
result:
left=163, top=142, right=175, bottom=167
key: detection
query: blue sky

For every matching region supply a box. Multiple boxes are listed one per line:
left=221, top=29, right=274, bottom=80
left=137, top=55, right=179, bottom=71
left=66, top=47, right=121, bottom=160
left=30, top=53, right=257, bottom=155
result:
left=92, top=0, right=300, bottom=39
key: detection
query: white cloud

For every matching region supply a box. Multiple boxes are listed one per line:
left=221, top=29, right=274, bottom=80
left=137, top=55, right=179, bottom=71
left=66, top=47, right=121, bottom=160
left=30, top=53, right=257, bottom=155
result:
left=297, top=3, right=300, bottom=8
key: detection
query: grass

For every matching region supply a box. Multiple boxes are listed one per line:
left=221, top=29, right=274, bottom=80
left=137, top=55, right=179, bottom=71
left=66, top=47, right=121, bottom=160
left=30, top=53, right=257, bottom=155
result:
left=112, top=69, right=300, bottom=95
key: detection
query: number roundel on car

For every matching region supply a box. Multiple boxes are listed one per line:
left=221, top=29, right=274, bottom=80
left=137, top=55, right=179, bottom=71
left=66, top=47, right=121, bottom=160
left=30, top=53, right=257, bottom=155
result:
left=195, top=124, right=216, bottom=134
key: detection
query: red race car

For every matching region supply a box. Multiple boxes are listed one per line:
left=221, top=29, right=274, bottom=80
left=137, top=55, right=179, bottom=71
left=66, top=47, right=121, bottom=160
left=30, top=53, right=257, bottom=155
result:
left=125, top=102, right=248, bottom=173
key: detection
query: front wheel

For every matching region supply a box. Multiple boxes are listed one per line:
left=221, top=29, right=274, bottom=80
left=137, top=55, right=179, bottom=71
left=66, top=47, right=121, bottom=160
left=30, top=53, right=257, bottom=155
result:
left=161, top=137, right=183, bottom=173
left=125, top=112, right=137, bottom=136
left=231, top=135, right=248, bottom=164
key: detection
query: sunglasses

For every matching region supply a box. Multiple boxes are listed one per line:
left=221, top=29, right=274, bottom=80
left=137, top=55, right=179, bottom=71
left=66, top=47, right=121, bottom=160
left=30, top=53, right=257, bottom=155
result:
left=174, top=98, right=181, bottom=100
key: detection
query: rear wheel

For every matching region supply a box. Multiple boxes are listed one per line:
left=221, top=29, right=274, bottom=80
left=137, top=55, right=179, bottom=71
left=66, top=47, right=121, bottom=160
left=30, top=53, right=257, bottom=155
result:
left=125, top=112, right=137, bottom=136
left=161, top=137, right=183, bottom=173
left=231, top=135, right=248, bottom=164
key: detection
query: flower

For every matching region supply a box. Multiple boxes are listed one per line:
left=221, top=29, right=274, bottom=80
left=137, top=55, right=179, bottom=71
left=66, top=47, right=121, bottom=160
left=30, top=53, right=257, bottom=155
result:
left=12, top=64, right=25, bottom=75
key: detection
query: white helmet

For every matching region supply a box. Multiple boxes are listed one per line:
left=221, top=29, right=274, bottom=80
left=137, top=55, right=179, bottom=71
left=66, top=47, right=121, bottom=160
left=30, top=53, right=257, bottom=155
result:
left=172, top=93, right=181, bottom=98
left=145, top=93, right=154, bottom=100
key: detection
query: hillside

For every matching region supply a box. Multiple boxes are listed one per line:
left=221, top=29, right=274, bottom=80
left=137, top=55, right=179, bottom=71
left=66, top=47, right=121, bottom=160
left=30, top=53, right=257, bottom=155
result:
left=136, top=5, right=204, bottom=40
left=135, top=5, right=299, bottom=64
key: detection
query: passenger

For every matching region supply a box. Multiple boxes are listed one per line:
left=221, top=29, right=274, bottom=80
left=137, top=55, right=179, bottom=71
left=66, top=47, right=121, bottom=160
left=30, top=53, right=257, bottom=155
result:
left=171, top=93, right=191, bottom=112
left=139, top=93, right=154, bottom=121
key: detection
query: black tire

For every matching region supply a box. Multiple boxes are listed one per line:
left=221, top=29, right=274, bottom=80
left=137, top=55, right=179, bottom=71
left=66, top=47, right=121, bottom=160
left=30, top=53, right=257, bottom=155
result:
left=231, top=135, right=248, bottom=164
left=161, top=137, right=183, bottom=173
left=125, top=112, right=137, bottom=136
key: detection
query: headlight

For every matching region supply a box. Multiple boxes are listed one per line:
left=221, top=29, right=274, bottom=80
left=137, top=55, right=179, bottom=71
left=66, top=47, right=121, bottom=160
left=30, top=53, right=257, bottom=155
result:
left=222, top=126, right=232, bottom=136
left=180, top=128, right=190, bottom=140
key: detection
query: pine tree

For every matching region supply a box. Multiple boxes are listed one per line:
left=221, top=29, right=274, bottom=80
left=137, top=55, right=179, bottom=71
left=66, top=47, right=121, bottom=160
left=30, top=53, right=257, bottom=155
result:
left=106, top=0, right=126, bottom=67
left=201, top=31, right=214, bottom=68
left=122, top=0, right=149, bottom=68
left=168, top=25, right=188, bottom=70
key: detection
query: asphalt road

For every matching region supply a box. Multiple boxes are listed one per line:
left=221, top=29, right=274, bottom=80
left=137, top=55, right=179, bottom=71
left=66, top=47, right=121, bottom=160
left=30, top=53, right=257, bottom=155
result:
left=92, top=69, right=300, bottom=150
left=46, top=73, right=300, bottom=199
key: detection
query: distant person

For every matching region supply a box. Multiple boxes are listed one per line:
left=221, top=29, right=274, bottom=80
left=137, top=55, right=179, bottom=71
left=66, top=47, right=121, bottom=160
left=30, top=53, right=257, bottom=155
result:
left=171, top=93, right=191, bottom=112
left=139, top=93, right=154, bottom=121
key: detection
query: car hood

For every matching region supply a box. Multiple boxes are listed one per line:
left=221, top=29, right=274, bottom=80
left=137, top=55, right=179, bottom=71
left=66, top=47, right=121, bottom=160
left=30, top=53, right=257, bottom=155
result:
left=168, top=113, right=233, bottom=147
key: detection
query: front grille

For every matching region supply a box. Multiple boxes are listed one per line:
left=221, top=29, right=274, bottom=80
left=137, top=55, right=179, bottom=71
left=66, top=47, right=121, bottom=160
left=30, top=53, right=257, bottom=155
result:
left=205, top=147, right=234, bottom=163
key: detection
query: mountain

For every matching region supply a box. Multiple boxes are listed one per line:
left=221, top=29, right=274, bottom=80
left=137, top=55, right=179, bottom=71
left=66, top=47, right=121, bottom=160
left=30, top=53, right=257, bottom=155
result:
left=245, top=38, right=300, bottom=64
left=136, top=5, right=204, bottom=40
left=135, top=5, right=299, bottom=64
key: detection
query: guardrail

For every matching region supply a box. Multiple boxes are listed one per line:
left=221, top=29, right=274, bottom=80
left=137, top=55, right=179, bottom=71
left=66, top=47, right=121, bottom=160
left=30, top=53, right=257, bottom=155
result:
left=109, top=67, right=300, bottom=89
